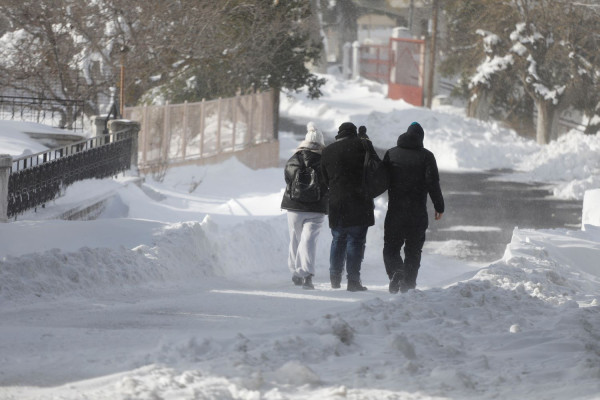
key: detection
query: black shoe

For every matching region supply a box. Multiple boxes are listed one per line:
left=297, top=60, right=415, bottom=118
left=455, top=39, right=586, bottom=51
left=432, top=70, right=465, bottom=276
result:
left=302, top=274, right=315, bottom=290
left=330, top=274, right=342, bottom=289
left=389, top=271, right=402, bottom=294
left=347, top=280, right=367, bottom=292
left=292, top=275, right=303, bottom=286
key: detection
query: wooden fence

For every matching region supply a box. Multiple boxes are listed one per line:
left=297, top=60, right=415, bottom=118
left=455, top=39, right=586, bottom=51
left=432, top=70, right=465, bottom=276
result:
left=123, top=90, right=277, bottom=173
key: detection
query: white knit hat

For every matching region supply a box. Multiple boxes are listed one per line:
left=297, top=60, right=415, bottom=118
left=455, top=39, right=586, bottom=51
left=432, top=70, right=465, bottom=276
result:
left=304, top=122, right=324, bottom=146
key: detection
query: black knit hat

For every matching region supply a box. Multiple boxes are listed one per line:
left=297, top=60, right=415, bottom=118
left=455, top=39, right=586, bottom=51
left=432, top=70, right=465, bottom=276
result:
left=337, top=122, right=357, bottom=137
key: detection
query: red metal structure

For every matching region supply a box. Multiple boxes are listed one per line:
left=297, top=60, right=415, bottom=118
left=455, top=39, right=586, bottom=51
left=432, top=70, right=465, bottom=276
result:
left=358, top=37, right=426, bottom=106
left=387, top=37, right=426, bottom=106
left=358, top=44, right=389, bottom=83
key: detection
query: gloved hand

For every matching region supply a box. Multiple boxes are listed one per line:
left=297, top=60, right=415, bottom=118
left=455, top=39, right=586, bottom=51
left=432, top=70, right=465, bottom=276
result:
left=358, top=125, right=369, bottom=139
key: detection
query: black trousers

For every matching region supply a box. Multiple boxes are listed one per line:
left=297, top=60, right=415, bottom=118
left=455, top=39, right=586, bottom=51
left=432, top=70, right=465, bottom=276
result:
left=382, top=213, right=427, bottom=287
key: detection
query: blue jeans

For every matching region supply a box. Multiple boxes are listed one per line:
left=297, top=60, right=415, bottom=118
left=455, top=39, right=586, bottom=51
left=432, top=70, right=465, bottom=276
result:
left=329, top=225, right=368, bottom=282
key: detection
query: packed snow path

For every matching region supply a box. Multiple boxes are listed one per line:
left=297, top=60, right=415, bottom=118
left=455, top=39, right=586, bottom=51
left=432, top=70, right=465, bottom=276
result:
left=0, top=277, right=389, bottom=387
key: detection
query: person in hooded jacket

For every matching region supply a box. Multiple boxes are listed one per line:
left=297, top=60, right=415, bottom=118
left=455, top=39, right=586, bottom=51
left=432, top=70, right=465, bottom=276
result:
left=383, top=122, right=445, bottom=294
left=281, top=122, right=329, bottom=290
left=321, top=122, right=379, bottom=292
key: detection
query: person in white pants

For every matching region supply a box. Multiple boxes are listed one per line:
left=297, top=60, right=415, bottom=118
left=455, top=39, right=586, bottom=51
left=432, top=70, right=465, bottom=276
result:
left=286, top=211, right=324, bottom=284
left=281, top=123, right=329, bottom=289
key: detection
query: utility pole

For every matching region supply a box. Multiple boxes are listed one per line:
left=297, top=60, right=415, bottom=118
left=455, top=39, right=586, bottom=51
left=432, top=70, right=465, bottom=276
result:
left=119, top=59, right=124, bottom=118
left=408, top=0, right=415, bottom=35
left=119, top=45, right=129, bottom=118
left=426, top=0, right=438, bottom=109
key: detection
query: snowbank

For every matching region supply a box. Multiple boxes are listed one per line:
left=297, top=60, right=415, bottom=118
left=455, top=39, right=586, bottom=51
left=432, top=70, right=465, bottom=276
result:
left=0, top=120, right=86, bottom=157
left=0, top=214, right=290, bottom=304
left=281, top=73, right=600, bottom=200
left=506, top=132, right=600, bottom=200
left=2, top=201, right=598, bottom=399
left=3, top=212, right=598, bottom=399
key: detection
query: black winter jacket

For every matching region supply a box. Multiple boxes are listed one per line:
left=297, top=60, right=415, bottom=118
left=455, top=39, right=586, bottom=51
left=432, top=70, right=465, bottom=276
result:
left=281, top=149, right=329, bottom=214
left=321, top=134, right=377, bottom=228
left=383, top=129, right=444, bottom=228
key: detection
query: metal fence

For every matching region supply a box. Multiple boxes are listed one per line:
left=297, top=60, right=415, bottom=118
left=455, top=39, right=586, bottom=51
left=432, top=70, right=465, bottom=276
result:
left=0, top=95, right=86, bottom=131
left=4, top=124, right=138, bottom=219
left=123, top=90, right=274, bottom=170
left=359, top=44, right=390, bottom=83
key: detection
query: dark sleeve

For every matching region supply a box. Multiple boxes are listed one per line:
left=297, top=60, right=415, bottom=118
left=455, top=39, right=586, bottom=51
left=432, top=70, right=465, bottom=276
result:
left=382, top=150, right=390, bottom=167
left=284, top=153, right=300, bottom=185
left=320, top=151, right=329, bottom=188
left=363, top=139, right=381, bottom=162
left=382, top=150, right=392, bottom=186
left=425, top=152, right=445, bottom=213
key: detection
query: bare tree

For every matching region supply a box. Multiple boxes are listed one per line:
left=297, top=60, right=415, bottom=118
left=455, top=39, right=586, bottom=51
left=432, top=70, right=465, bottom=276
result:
left=0, top=0, right=325, bottom=127
left=0, top=1, right=121, bottom=125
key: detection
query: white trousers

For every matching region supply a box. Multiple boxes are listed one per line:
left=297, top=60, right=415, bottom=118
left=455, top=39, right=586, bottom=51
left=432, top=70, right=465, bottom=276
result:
left=287, top=211, right=325, bottom=278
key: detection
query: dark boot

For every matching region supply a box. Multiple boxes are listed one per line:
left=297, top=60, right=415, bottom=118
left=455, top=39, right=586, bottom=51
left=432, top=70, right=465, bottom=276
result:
left=347, top=280, right=367, bottom=292
left=302, top=274, right=315, bottom=290
left=400, top=281, right=415, bottom=293
left=292, top=275, right=303, bottom=286
left=401, top=264, right=418, bottom=293
left=389, top=271, right=402, bottom=294
left=330, top=274, right=342, bottom=289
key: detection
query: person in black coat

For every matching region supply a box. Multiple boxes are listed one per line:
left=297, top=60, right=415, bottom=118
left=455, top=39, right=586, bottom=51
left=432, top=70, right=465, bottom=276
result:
left=281, top=122, right=329, bottom=289
left=321, top=122, right=378, bottom=291
left=383, top=122, right=444, bottom=294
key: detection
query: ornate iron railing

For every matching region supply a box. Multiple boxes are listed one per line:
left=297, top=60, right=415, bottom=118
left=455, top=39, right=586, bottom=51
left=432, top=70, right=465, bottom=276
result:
left=0, top=95, right=85, bottom=131
left=7, top=130, right=134, bottom=218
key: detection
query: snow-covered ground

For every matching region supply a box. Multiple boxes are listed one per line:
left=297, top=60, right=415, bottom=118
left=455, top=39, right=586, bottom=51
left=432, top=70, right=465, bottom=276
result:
left=0, top=74, right=599, bottom=399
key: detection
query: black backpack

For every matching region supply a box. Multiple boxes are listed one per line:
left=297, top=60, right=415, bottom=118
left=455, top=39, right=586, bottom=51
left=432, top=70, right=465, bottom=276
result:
left=290, top=154, right=321, bottom=203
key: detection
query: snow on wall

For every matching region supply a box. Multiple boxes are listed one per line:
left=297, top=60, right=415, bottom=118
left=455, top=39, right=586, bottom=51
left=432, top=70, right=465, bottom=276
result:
left=582, top=189, right=600, bottom=229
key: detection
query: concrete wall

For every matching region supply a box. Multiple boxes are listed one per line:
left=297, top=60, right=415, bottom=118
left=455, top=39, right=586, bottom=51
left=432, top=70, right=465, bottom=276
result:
left=139, top=140, right=279, bottom=173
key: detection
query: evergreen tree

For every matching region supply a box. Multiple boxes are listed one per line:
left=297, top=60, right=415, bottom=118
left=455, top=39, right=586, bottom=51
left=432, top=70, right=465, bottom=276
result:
left=441, top=0, right=600, bottom=144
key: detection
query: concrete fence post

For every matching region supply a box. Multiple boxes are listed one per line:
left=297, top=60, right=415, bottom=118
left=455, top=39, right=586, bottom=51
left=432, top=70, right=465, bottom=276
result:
left=107, top=119, right=141, bottom=176
left=0, top=155, right=12, bottom=222
left=91, top=115, right=107, bottom=137
left=352, top=41, right=361, bottom=79
left=342, top=42, right=352, bottom=79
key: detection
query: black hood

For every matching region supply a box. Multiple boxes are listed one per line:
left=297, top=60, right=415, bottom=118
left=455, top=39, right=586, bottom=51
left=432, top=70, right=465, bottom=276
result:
left=336, top=122, right=358, bottom=140
left=397, top=122, right=424, bottom=149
